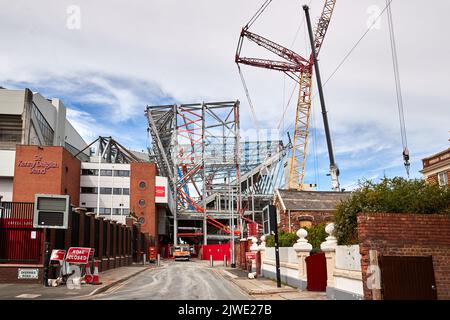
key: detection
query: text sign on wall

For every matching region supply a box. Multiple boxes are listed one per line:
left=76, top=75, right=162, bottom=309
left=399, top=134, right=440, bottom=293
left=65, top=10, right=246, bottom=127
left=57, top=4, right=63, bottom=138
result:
left=17, top=155, right=59, bottom=175
left=18, top=268, right=39, bottom=279
left=155, top=176, right=168, bottom=204
left=65, top=247, right=93, bottom=264
left=50, top=250, right=66, bottom=261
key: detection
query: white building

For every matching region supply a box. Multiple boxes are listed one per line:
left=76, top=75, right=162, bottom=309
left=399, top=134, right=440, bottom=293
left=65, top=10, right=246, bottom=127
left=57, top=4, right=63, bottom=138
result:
left=80, top=159, right=131, bottom=224
left=0, top=88, right=88, bottom=201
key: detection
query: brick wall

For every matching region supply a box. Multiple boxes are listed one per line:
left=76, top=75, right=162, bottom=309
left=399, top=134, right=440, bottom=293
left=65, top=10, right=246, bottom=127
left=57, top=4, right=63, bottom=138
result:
left=279, top=210, right=334, bottom=232
left=358, top=213, right=450, bottom=300
left=130, top=162, right=157, bottom=240
left=426, top=171, right=450, bottom=185
left=13, top=145, right=80, bottom=206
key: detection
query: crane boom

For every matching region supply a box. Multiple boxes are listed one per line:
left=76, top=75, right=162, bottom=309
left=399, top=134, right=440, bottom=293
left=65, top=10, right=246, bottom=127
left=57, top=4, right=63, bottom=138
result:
left=236, top=0, right=338, bottom=191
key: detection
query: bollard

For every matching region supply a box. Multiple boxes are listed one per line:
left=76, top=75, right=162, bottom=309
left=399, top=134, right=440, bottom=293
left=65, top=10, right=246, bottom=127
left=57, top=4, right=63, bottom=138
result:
left=143, top=253, right=147, bottom=265
left=157, top=254, right=161, bottom=267
left=210, top=255, right=213, bottom=267
left=224, top=255, right=227, bottom=267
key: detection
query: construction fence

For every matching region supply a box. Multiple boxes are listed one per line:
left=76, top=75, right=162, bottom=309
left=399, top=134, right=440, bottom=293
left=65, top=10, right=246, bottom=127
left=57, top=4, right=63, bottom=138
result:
left=0, top=202, right=153, bottom=283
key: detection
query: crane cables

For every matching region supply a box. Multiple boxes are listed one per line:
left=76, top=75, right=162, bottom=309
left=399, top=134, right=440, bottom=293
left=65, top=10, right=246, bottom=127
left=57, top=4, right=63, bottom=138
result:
left=237, top=64, right=260, bottom=130
left=237, top=0, right=274, bottom=131
left=245, top=0, right=273, bottom=29
left=386, top=0, right=410, bottom=178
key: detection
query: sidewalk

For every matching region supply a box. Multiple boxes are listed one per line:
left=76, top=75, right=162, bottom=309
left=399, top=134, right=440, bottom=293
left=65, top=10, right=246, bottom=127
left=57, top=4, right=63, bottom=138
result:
left=0, top=264, right=156, bottom=300
left=216, top=267, right=327, bottom=300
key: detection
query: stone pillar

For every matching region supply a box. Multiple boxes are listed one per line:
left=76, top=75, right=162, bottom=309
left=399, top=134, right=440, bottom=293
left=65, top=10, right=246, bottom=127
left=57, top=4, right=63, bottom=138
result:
left=321, top=223, right=338, bottom=299
left=293, top=228, right=312, bottom=291
left=258, top=235, right=266, bottom=277
left=249, top=237, right=259, bottom=274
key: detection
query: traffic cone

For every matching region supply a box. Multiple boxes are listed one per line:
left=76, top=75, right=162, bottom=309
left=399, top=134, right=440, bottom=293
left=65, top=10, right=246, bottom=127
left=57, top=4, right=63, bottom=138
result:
left=91, top=260, right=102, bottom=285
left=84, top=263, right=93, bottom=284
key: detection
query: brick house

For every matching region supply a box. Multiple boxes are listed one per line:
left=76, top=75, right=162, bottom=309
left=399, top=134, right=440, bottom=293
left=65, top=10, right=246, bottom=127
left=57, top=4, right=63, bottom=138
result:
left=273, top=189, right=351, bottom=232
left=421, top=148, right=450, bottom=186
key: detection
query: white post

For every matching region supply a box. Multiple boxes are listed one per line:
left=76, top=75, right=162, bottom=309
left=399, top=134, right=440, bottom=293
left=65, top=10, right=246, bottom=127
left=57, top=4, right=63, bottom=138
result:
left=249, top=237, right=259, bottom=274
left=321, top=223, right=338, bottom=297
left=293, top=228, right=312, bottom=291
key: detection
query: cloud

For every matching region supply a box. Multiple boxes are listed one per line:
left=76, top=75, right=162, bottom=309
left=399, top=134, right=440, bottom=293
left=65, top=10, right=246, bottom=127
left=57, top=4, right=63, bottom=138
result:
left=0, top=0, right=449, bottom=190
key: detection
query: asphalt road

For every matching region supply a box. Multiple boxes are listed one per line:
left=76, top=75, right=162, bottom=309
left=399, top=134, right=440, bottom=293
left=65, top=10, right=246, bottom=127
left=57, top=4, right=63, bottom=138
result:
left=91, top=260, right=250, bottom=300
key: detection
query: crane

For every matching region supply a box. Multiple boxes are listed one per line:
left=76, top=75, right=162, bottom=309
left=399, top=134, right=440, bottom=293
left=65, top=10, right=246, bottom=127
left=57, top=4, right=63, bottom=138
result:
left=236, top=0, right=340, bottom=191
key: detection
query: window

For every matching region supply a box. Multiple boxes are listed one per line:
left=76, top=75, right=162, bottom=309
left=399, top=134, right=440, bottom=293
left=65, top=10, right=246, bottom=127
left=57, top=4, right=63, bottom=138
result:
left=94, top=208, right=111, bottom=215
left=122, top=188, right=130, bottom=195
left=139, top=181, right=147, bottom=189
left=81, top=169, right=98, bottom=176
left=115, top=170, right=130, bottom=177
left=100, top=169, right=113, bottom=176
left=81, top=187, right=97, bottom=194
left=100, top=187, right=112, bottom=194
left=113, top=188, right=122, bottom=195
left=438, top=171, right=449, bottom=186
left=113, top=208, right=122, bottom=215
left=139, top=199, right=146, bottom=207
left=122, top=209, right=130, bottom=216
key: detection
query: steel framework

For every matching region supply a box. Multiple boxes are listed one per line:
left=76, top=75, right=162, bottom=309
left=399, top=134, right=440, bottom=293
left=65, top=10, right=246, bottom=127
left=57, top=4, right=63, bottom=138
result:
left=146, top=101, right=287, bottom=244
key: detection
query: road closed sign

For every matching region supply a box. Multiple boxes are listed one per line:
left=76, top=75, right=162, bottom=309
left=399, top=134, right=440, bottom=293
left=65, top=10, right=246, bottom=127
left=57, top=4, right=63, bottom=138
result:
left=65, top=247, right=93, bottom=264
left=50, top=249, right=66, bottom=261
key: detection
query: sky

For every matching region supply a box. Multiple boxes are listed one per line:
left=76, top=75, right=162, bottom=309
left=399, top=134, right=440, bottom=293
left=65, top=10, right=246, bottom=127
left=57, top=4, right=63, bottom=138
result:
left=0, top=0, right=449, bottom=191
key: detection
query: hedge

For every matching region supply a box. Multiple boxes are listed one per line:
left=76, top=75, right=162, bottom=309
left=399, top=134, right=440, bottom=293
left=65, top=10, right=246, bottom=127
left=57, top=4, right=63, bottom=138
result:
left=334, top=177, right=450, bottom=245
left=265, top=224, right=327, bottom=252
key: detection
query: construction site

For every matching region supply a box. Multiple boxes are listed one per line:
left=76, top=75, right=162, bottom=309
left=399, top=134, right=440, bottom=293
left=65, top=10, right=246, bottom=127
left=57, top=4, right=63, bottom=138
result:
left=145, top=0, right=411, bottom=249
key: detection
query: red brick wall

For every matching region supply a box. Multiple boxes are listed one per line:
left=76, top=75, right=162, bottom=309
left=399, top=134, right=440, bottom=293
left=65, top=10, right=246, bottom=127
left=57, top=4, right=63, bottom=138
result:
left=130, top=162, right=157, bottom=240
left=13, top=145, right=80, bottom=206
left=279, top=210, right=334, bottom=232
left=358, top=213, right=450, bottom=300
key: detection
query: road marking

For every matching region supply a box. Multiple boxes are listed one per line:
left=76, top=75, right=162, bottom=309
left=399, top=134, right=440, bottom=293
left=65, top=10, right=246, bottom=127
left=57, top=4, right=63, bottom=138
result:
left=15, top=294, right=41, bottom=299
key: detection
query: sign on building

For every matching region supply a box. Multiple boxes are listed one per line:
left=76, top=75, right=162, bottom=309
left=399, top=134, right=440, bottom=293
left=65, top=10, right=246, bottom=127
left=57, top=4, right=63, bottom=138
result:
left=155, top=176, right=168, bottom=204
left=33, top=194, right=70, bottom=229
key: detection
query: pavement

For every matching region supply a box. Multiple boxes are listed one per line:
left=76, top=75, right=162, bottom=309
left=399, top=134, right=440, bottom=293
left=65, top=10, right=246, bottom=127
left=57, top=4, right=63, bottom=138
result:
left=88, top=259, right=250, bottom=300
left=216, top=265, right=327, bottom=300
left=0, top=263, right=156, bottom=300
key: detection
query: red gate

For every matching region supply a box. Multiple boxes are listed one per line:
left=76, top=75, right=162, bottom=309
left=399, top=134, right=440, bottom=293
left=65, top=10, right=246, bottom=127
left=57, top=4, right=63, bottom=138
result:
left=305, top=253, right=327, bottom=292
left=0, top=202, right=43, bottom=264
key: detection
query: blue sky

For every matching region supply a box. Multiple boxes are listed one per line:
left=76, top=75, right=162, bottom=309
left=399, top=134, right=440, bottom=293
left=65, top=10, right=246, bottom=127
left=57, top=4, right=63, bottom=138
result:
left=1, top=0, right=449, bottom=191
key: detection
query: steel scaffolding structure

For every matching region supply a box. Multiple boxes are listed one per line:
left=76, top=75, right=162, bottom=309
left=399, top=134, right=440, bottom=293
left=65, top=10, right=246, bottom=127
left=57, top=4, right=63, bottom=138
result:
left=146, top=100, right=288, bottom=245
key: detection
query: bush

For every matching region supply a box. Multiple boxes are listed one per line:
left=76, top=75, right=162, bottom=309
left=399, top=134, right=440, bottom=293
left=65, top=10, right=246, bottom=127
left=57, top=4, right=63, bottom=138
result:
left=334, top=177, right=450, bottom=245
left=305, top=223, right=327, bottom=253
left=265, top=231, right=298, bottom=247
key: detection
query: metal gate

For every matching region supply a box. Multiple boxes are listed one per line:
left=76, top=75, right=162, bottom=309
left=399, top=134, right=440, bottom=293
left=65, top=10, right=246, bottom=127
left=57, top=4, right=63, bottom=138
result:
left=305, top=253, right=327, bottom=292
left=381, top=256, right=437, bottom=300
left=0, top=202, right=43, bottom=264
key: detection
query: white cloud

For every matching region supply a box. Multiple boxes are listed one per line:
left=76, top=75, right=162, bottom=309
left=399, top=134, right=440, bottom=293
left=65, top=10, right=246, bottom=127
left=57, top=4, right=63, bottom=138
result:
left=1, top=0, right=449, bottom=189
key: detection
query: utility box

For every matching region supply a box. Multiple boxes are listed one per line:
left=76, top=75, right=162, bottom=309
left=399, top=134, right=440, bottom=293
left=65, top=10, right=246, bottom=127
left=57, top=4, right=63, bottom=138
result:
left=33, top=194, right=70, bottom=229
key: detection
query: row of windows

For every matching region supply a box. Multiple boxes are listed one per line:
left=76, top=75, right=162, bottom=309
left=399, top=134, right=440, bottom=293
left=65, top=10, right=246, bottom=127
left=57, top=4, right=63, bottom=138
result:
left=81, top=169, right=130, bottom=177
left=80, top=187, right=130, bottom=195
left=84, top=207, right=130, bottom=216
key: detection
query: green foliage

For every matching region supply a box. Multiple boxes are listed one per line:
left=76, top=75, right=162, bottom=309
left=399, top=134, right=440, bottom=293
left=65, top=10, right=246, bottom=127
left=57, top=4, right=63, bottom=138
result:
left=265, top=231, right=298, bottom=247
left=334, top=177, right=450, bottom=245
left=305, top=223, right=327, bottom=253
